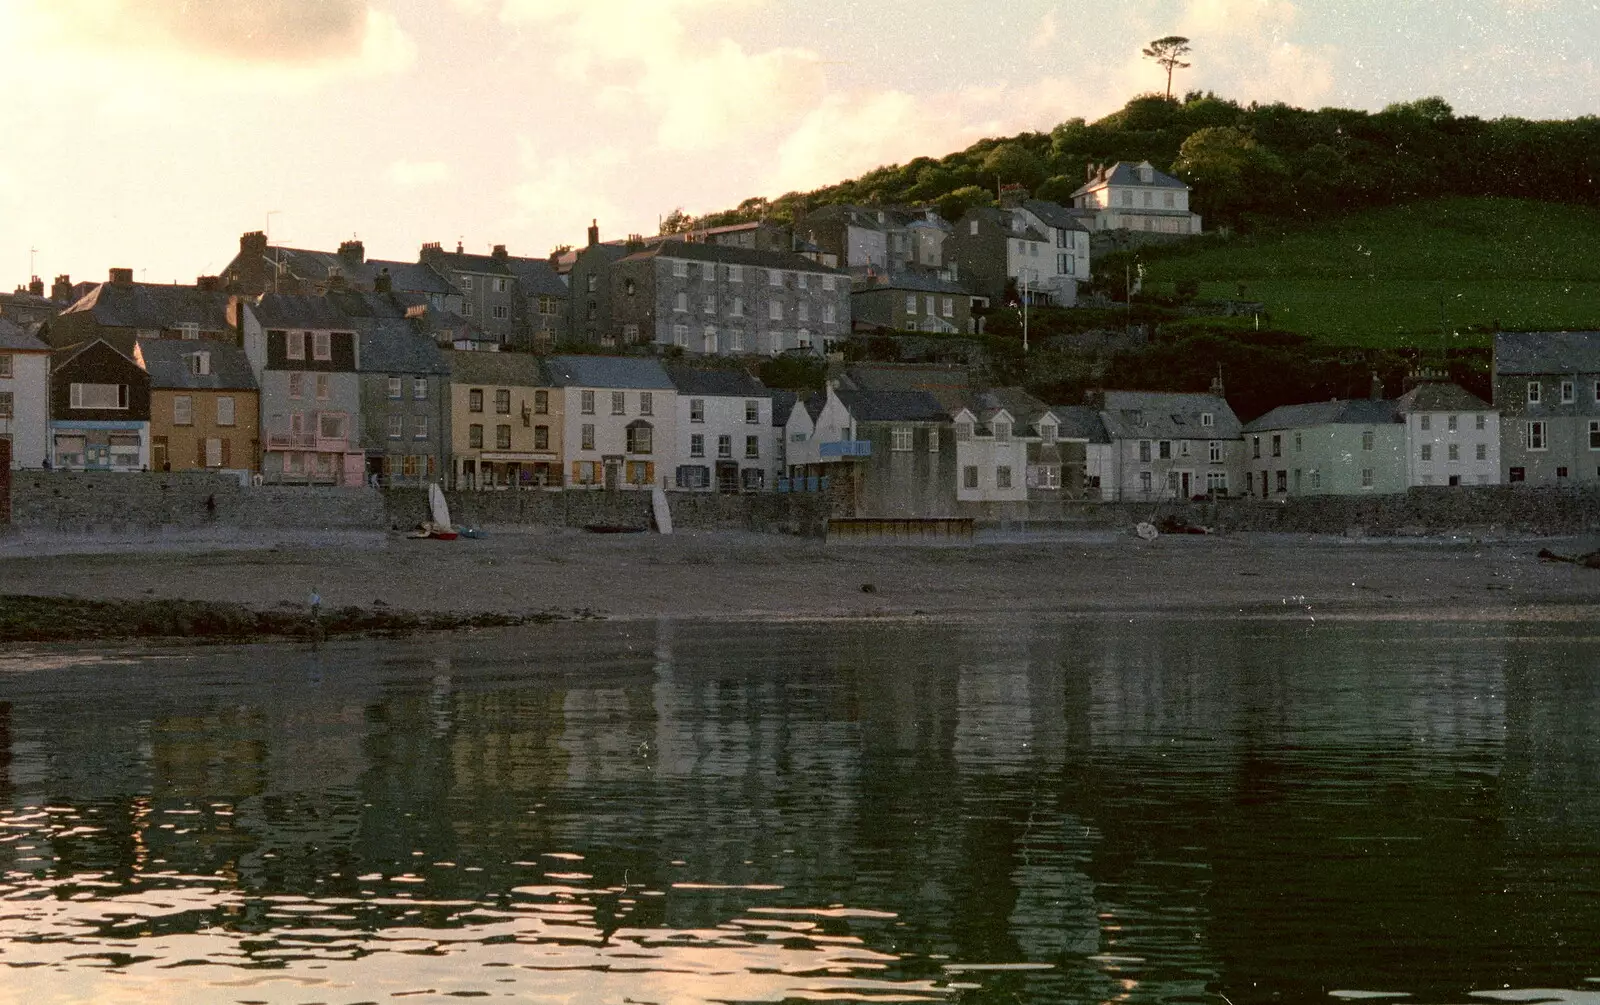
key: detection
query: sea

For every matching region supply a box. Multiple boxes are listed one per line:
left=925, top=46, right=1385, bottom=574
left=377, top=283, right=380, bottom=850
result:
left=0, top=615, right=1597, bottom=1004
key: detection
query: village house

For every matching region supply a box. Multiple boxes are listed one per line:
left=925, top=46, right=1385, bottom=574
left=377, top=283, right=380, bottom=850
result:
left=0, top=319, right=52, bottom=469
left=1051, top=404, right=1115, bottom=496
left=949, top=388, right=1094, bottom=512
left=138, top=337, right=258, bottom=476
left=49, top=339, right=151, bottom=471
left=449, top=350, right=559, bottom=490
left=1070, top=161, right=1203, bottom=236
left=1240, top=397, right=1405, bottom=498
left=558, top=221, right=635, bottom=348
left=945, top=204, right=1081, bottom=308
left=222, top=233, right=464, bottom=313
left=357, top=317, right=452, bottom=487
left=1394, top=381, right=1500, bottom=486
left=609, top=241, right=850, bottom=356
left=239, top=295, right=365, bottom=486
left=851, top=273, right=978, bottom=334
left=786, top=383, right=955, bottom=517
left=1, top=276, right=69, bottom=329
left=546, top=355, right=676, bottom=491
left=1094, top=388, right=1243, bottom=501
left=1493, top=331, right=1600, bottom=486
left=47, top=269, right=233, bottom=354
left=794, top=205, right=950, bottom=274
left=664, top=364, right=774, bottom=493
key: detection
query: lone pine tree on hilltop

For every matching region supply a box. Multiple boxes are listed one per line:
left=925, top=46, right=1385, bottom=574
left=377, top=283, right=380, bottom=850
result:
left=1143, top=35, right=1193, bottom=100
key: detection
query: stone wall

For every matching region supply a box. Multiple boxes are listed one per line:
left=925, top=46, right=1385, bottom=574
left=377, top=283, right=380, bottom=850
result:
left=384, top=488, right=832, bottom=537
left=6, top=471, right=384, bottom=533
left=1, top=439, right=10, bottom=525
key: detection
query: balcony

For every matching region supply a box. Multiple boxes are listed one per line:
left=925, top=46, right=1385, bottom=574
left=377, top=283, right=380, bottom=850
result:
left=266, top=432, right=317, bottom=450
left=819, top=440, right=871, bottom=459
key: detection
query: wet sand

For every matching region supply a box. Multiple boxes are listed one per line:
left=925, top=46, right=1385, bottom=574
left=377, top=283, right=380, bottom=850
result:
left=3, top=527, right=1597, bottom=627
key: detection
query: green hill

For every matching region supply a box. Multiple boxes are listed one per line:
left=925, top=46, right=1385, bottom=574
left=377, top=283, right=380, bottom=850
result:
left=1137, top=198, right=1600, bottom=347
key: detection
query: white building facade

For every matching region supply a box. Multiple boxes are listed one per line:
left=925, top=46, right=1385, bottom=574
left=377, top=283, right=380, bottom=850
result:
left=0, top=326, right=51, bottom=469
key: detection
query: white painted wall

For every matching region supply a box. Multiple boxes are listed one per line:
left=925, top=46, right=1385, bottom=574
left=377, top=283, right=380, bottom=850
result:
left=1, top=349, right=50, bottom=468
left=1405, top=410, right=1501, bottom=486
left=672, top=392, right=775, bottom=491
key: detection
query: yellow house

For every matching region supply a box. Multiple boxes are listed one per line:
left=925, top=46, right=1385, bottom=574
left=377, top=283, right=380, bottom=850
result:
left=448, top=350, right=561, bottom=488
left=137, top=338, right=259, bottom=474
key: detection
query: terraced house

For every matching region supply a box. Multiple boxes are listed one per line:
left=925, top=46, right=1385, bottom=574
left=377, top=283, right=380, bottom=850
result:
left=0, top=320, right=51, bottom=469
left=1094, top=389, right=1242, bottom=501
left=358, top=318, right=451, bottom=486
left=1494, top=331, right=1600, bottom=486
left=546, top=355, right=675, bottom=490
left=449, top=351, right=559, bottom=489
left=139, top=338, right=258, bottom=476
left=49, top=339, right=150, bottom=471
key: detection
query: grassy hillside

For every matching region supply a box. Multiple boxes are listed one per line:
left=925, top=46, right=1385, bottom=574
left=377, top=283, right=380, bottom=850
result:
left=1138, top=198, right=1600, bottom=346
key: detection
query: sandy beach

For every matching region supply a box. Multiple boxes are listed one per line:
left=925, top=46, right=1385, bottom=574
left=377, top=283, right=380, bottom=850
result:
left=3, top=526, right=1598, bottom=627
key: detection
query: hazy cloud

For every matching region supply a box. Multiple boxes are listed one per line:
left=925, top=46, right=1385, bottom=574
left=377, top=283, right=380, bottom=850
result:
left=386, top=159, right=451, bottom=188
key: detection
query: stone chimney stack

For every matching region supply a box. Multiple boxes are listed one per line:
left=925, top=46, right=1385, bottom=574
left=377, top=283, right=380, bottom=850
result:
left=109, top=267, right=134, bottom=286
left=587, top=219, right=599, bottom=248
left=374, top=268, right=393, bottom=293
left=27, top=276, right=44, bottom=296
left=492, top=244, right=509, bottom=260
left=455, top=240, right=464, bottom=254
left=338, top=239, right=365, bottom=263
left=241, top=231, right=268, bottom=256
left=51, top=275, right=73, bottom=302
left=1209, top=373, right=1225, bottom=398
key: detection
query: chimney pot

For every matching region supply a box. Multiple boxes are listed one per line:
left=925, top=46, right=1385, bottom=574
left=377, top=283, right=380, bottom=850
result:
left=338, top=239, right=365, bottom=263
left=587, top=220, right=600, bottom=248
left=456, top=241, right=464, bottom=254
left=28, top=276, right=44, bottom=296
left=492, top=244, right=508, bottom=259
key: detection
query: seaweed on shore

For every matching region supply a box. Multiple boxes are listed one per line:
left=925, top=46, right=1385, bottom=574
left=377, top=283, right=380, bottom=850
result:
left=0, top=594, right=578, bottom=644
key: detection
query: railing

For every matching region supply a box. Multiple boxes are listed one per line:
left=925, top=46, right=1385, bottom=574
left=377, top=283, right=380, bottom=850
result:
left=819, top=440, right=871, bottom=459
left=266, top=432, right=317, bottom=449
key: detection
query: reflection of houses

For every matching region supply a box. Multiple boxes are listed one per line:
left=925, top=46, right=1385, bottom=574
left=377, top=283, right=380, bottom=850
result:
left=1, top=321, right=51, bottom=469
left=1070, top=160, right=1203, bottom=236
left=1095, top=389, right=1242, bottom=501
left=1241, top=398, right=1404, bottom=498
left=786, top=384, right=955, bottom=516
left=1493, top=331, right=1600, bottom=487
left=49, top=339, right=150, bottom=471
left=449, top=350, right=560, bottom=489
left=240, top=295, right=365, bottom=485
left=665, top=364, right=775, bottom=492
left=546, top=355, right=675, bottom=490
left=138, top=337, right=258, bottom=475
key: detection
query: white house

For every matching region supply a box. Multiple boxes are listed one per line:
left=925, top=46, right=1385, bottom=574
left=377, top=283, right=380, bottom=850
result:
left=665, top=364, right=775, bottom=492
left=1394, top=381, right=1501, bottom=486
left=0, top=321, right=52, bottom=469
left=1013, top=200, right=1091, bottom=306
left=1071, top=161, right=1203, bottom=235
left=1095, top=389, right=1243, bottom=501
left=546, top=355, right=676, bottom=490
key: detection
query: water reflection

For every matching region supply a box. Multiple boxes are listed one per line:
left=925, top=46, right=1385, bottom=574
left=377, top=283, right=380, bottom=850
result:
left=0, top=619, right=1597, bottom=1003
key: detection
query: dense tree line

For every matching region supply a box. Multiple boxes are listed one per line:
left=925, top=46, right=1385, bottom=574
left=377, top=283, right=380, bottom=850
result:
left=688, top=93, right=1600, bottom=234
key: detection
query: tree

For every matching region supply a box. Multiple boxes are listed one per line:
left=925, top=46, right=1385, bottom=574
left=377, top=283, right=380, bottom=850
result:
left=1142, top=36, right=1192, bottom=100
left=936, top=185, right=992, bottom=224
left=980, top=142, right=1046, bottom=190
left=660, top=208, right=693, bottom=234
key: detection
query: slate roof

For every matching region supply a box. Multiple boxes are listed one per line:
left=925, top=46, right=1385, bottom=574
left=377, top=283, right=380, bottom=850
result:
left=1393, top=382, right=1493, bottom=413
left=853, top=273, right=971, bottom=295
left=962, top=387, right=1052, bottom=428
left=358, top=318, right=451, bottom=375
left=770, top=389, right=798, bottom=427
left=250, top=294, right=358, bottom=329
left=0, top=317, right=49, bottom=351
left=545, top=354, right=674, bottom=390
left=966, top=207, right=1049, bottom=243
left=1494, top=331, right=1600, bottom=375
left=1241, top=398, right=1399, bottom=433
left=426, top=250, right=515, bottom=277
left=1099, top=391, right=1241, bottom=439
left=835, top=388, right=949, bottom=423
left=665, top=364, right=770, bottom=398
left=620, top=240, right=846, bottom=275
left=502, top=258, right=569, bottom=298
left=447, top=349, right=548, bottom=387
left=57, top=282, right=232, bottom=330
left=1071, top=161, right=1190, bottom=198
left=255, top=247, right=461, bottom=297
left=1022, top=199, right=1090, bottom=232
left=1050, top=405, right=1111, bottom=444
left=136, top=338, right=258, bottom=391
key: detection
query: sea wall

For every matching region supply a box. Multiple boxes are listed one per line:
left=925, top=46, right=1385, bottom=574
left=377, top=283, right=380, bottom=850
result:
left=384, top=488, right=831, bottom=538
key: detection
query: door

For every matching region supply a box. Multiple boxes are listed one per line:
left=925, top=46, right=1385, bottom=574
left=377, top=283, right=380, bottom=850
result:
left=152, top=437, right=169, bottom=471
left=1179, top=471, right=1192, bottom=498
left=603, top=459, right=621, bottom=490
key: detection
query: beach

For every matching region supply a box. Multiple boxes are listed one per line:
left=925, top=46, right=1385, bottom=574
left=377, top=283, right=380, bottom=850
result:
left=3, top=527, right=1598, bottom=636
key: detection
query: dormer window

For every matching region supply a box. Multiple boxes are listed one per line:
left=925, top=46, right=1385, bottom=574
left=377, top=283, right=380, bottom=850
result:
left=1201, top=412, right=1214, bottom=427
left=188, top=352, right=211, bottom=376
left=955, top=421, right=973, bottom=441
left=994, top=421, right=1011, bottom=442
left=1041, top=423, right=1057, bottom=444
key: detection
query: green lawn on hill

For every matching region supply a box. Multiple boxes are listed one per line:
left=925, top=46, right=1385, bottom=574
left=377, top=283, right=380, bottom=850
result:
left=1139, top=198, right=1600, bottom=347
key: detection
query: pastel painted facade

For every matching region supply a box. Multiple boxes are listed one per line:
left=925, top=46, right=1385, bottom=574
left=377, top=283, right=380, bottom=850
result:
left=1394, top=382, right=1500, bottom=487
left=546, top=355, right=676, bottom=491
left=241, top=296, right=365, bottom=486
left=138, top=338, right=259, bottom=476
left=1241, top=399, right=1405, bottom=498
left=665, top=365, right=775, bottom=493
left=1494, top=331, right=1600, bottom=487
left=449, top=350, right=560, bottom=490
left=0, top=322, right=52, bottom=469
left=49, top=339, right=151, bottom=471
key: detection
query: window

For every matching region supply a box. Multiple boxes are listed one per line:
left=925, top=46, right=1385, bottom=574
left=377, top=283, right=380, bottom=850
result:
left=1527, top=381, right=1541, bottom=404
left=468, top=388, right=483, bottom=413
left=1421, top=444, right=1433, bottom=462
left=672, top=260, right=688, bottom=278
left=1447, top=414, right=1457, bottom=432
left=533, top=389, right=548, bottom=414
left=493, top=277, right=508, bottom=293
left=797, top=303, right=809, bottom=323
left=586, top=275, right=597, bottom=293
left=1558, top=466, right=1569, bottom=478
left=203, top=437, right=224, bottom=468
left=413, top=415, right=428, bottom=440
left=627, top=423, right=653, bottom=454
left=717, top=434, right=732, bottom=458
left=1179, top=440, right=1190, bottom=457
left=388, top=414, right=403, bottom=439
left=994, top=421, right=1011, bottom=442
left=955, top=422, right=972, bottom=441
left=581, top=390, right=595, bottom=414
left=286, top=331, right=306, bottom=360
left=535, top=425, right=549, bottom=450
left=892, top=427, right=913, bottom=452
left=929, top=427, right=940, bottom=453
left=1034, top=465, right=1062, bottom=490
left=316, top=374, right=330, bottom=400
left=1252, top=436, right=1261, bottom=459
left=905, top=294, right=918, bottom=315
left=822, top=276, right=836, bottom=291
left=702, top=263, right=717, bottom=281
left=70, top=383, right=128, bottom=409
left=1309, top=470, right=1320, bottom=489
left=494, top=389, right=511, bottom=414
left=674, top=324, right=688, bottom=347
left=581, top=423, right=595, bottom=450
left=745, top=435, right=760, bottom=459
left=1362, top=430, right=1375, bottom=451
left=1139, top=440, right=1152, bottom=462
left=1209, top=440, right=1222, bottom=463
left=1208, top=470, right=1228, bottom=493
left=496, top=424, right=511, bottom=449
left=1562, top=381, right=1576, bottom=403
left=492, top=305, right=509, bottom=320
left=797, top=273, right=808, bottom=290
left=0, top=354, right=9, bottom=378
left=674, top=292, right=688, bottom=313
left=1361, top=468, right=1374, bottom=488
left=996, top=466, right=1013, bottom=489
left=610, top=391, right=625, bottom=415
left=173, top=395, right=192, bottom=426
left=1420, top=414, right=1431, bottom=431
left=462, top=276, right=475, bottom=291
left=969, top=219, right=980, bottom=236
left=189, top=352, right=210, bottom=376
left=463, top=302, right=476, bottom=317
left=318, top=412, right=346, bottom=440
left=539, top=295, right=557, bottom=315
left=289, top=372, right=304, bottom=399
left=1528, top=420, right=1547, bottom=450
left=1159, top=440, right=1172, bottom=460
left=1448, top=443, right=1460, bottom=461
left=216, top=396, right=235, bottom=426
left=1591, top=421, right=1600, bottom=450
left=728, top=265, right=743, bottom=283
left=769, top=269, right=783, bottom=287
left=963, top=465, right=979, bottom=489
left=731, top=297, right=744, bottom=317
left=387, top=377, right=402, bottom=399
left=1271, top=434, right=1281, bottom=457
left=677, top=465, right=710, bottom=489
left=1059, top=254, right=1074, bottom=276
left=1509, top=466, right=1525, bottom=483
left=1139, top=471, right=1152, bottom=494
left=1276, top=470, right=1288, bottom=493
left=1041, top=424, right=1057, bottom=445
left=175, top=322, right=199, bottom=340
left=769, top=301, right=784, bottom=321
left=690, top=433, right=705, bottom=457
left=313, top=332, right=331, bottom=360
left=704, top=295, right=716, bottom=314
left=1476, top=414, right=1486, bottom=431
left=640, top=392, right=653, bottom=416
left=1477, top=442, right=1489, bottom=460
left=402, top=455, right=418, bottom=479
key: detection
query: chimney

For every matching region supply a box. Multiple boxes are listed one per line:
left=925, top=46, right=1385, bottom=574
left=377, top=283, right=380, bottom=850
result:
left=27, top=276, right=44, bottom=297
left=420, top=241, right=443, bottom=264
left=1370, top=373, right=1386, bottom=400
left=1209, top=373, right=1225, bottom=398
left=109, top=267, right=134, bottom=286
left=338, top=239, right=365, bottom=263
left=492, top=244, right=509, bottom=260
left=374, top=268, right=393, bottom=293
left=1083, top=388, right=1105, bottom=410
left=456, top=240, right=464, bottom=254
left=51, top=274, right=73, bottom=302
left=241, top=230, right=268, bottom=256
left=587, top=219, right=600, bottom=248
left=196, top=275, right=220, bottom=292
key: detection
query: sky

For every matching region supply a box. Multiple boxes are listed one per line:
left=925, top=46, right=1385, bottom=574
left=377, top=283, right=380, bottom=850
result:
left=1, top=0, right=1596, bottom=288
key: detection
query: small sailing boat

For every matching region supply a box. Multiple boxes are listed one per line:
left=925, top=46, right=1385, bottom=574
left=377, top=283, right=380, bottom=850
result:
left=410, top=483, right=459, bottom=540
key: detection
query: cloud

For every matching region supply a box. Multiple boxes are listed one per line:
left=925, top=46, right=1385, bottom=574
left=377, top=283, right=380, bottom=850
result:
left=1171, top=0, right=1336, bottom=105
left=0, top=0, right=414, bottom=75
left=508, top=143, right=632, bottom=253
left=386, top=159, right=451, bottom=188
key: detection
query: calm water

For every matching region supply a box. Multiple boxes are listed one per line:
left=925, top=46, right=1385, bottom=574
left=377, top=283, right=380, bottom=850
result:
left=1, top=616, right=1598, bottom=1004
